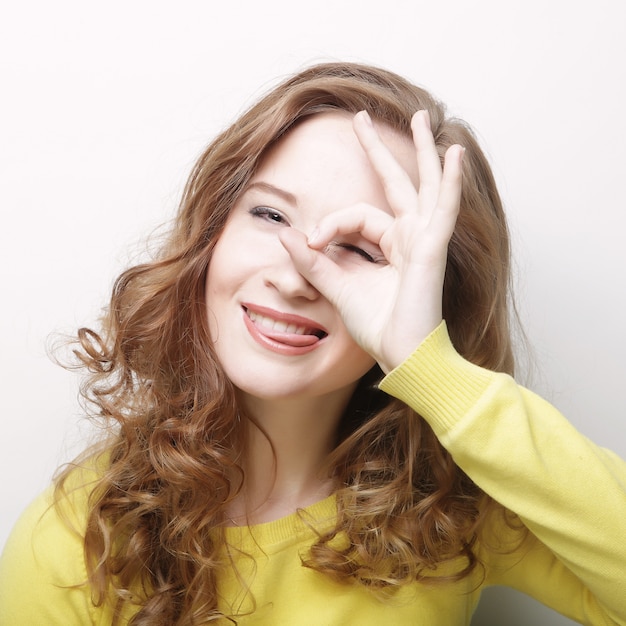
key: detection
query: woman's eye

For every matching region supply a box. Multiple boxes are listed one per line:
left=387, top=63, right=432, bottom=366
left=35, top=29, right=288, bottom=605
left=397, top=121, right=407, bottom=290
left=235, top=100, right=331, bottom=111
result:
left=249, top=206, right=288, bottom=225
left=334, top=242, right=379, bottom=264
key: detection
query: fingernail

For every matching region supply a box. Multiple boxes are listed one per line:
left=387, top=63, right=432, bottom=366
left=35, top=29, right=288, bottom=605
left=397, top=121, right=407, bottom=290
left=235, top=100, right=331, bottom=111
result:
left=360, top=110, right=373, bottom=126
left=308, top=227, right=321, bottom=246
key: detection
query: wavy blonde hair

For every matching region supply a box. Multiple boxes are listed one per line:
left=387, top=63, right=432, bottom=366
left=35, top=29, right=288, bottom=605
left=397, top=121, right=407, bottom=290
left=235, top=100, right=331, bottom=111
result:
left=56, top=62, right=514, bottom=624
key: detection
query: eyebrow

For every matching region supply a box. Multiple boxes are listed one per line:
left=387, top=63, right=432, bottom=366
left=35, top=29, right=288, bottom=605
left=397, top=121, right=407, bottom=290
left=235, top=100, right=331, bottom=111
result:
left=245, top=181, right=298, bottom=206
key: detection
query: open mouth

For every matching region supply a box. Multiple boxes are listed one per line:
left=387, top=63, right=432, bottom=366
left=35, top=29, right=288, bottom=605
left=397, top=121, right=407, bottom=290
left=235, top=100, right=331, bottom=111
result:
left=242, top=304, right=328, bottom=349
left=245, top=308, right=327, bottom=339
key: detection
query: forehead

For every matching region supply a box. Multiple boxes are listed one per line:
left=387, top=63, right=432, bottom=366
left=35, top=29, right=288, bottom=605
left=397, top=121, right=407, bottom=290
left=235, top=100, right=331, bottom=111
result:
left=251, top=112, right=419, bottom=212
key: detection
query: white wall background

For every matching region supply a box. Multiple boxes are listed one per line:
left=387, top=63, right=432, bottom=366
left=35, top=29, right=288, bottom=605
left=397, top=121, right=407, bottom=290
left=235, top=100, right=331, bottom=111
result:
left=1, top=1, right=624, bottom=624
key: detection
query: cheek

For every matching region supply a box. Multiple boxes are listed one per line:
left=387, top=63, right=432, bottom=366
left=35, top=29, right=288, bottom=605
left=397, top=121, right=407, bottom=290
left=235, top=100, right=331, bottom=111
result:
left=206, top=228, right=249, bottom=297
left=207, top=217, right=269, bottom=287
left=206, top=230, right=236, bottom=287
left=205, top=227, right=260, bottom=343
left=205, top=239, right=234, bottom=341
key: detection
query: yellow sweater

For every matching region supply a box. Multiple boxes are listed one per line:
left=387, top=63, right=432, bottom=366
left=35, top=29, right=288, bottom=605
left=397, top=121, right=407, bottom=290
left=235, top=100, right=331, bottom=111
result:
left=1, top=323, right=625, bottom=625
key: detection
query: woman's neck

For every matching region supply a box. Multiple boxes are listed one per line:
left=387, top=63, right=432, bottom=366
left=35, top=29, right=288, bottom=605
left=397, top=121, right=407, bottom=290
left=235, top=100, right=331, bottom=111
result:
left=228, top=389, right=353, bottom=525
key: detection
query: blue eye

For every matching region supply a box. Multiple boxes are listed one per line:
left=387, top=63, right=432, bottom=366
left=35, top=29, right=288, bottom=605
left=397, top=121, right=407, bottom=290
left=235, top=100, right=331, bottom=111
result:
left=249, top=206, right=288, bottom=225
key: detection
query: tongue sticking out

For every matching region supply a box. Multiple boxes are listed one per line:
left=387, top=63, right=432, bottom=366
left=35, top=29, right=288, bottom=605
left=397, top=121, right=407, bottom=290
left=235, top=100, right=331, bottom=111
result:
left=259, top=328, right=321, bottom=347
left=244, top=307, right=327, bottom=347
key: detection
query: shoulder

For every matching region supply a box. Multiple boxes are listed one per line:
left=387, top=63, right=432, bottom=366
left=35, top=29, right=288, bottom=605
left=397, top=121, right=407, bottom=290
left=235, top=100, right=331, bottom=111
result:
left=0, top=456, right=106, bottom=625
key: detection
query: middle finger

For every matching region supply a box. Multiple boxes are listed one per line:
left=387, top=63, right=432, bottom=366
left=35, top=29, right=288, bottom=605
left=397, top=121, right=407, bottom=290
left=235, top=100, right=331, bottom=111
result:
left=352, top=110, right=420, bottom=218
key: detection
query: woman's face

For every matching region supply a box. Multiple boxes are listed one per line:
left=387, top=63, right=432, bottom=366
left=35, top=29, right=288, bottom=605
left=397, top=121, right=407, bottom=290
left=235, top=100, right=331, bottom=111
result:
left=205, top=112, right=418, bottom=412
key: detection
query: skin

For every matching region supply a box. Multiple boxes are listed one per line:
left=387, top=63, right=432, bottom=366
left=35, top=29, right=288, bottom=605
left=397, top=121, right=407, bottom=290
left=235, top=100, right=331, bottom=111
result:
left=206, top=110, right=464, bottom=523
left=283, top=110, right=464, bottom=373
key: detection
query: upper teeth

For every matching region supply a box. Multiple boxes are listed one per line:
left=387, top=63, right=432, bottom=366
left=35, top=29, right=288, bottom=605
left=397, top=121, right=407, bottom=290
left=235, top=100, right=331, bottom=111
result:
left=248, top=310, right=310, bottom=335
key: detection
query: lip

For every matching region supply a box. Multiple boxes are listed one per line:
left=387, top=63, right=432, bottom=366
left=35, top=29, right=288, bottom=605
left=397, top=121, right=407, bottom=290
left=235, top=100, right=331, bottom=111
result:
left=241, top=303, right=328, bottom=356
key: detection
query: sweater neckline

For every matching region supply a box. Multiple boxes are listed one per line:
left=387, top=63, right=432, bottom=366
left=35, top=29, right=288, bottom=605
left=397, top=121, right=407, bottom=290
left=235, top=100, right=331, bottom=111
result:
left=221, top=494, right=337, bottom=548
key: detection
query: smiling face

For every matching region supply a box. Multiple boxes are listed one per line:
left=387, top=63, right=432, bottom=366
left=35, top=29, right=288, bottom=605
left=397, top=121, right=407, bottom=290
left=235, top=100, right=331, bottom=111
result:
left=205, top=112, right=418, bottom=414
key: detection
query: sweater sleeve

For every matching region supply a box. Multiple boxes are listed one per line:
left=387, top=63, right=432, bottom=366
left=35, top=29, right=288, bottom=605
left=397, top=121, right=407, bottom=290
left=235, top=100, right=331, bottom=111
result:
left=379, top=322, right=626, bottom=625
left=0, top=479, right=98, bottom=625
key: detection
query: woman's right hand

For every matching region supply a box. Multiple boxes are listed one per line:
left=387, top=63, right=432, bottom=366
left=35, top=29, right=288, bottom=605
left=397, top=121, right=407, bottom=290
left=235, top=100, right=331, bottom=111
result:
left=279, top=110, right=464, bottom=373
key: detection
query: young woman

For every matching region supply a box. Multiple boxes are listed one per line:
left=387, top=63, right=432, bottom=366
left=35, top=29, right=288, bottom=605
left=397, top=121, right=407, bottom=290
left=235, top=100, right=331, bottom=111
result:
left=1, top=62, right=624, bottom=625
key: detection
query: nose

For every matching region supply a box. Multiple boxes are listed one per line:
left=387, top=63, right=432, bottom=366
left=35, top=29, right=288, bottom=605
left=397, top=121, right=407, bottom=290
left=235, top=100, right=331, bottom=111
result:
left=263, top=244, right=319, bottom=301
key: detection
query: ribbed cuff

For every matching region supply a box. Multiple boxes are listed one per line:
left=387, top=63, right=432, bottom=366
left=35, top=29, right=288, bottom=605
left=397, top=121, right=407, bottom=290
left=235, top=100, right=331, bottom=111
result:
left=378, top=322, right=495, bottom=436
